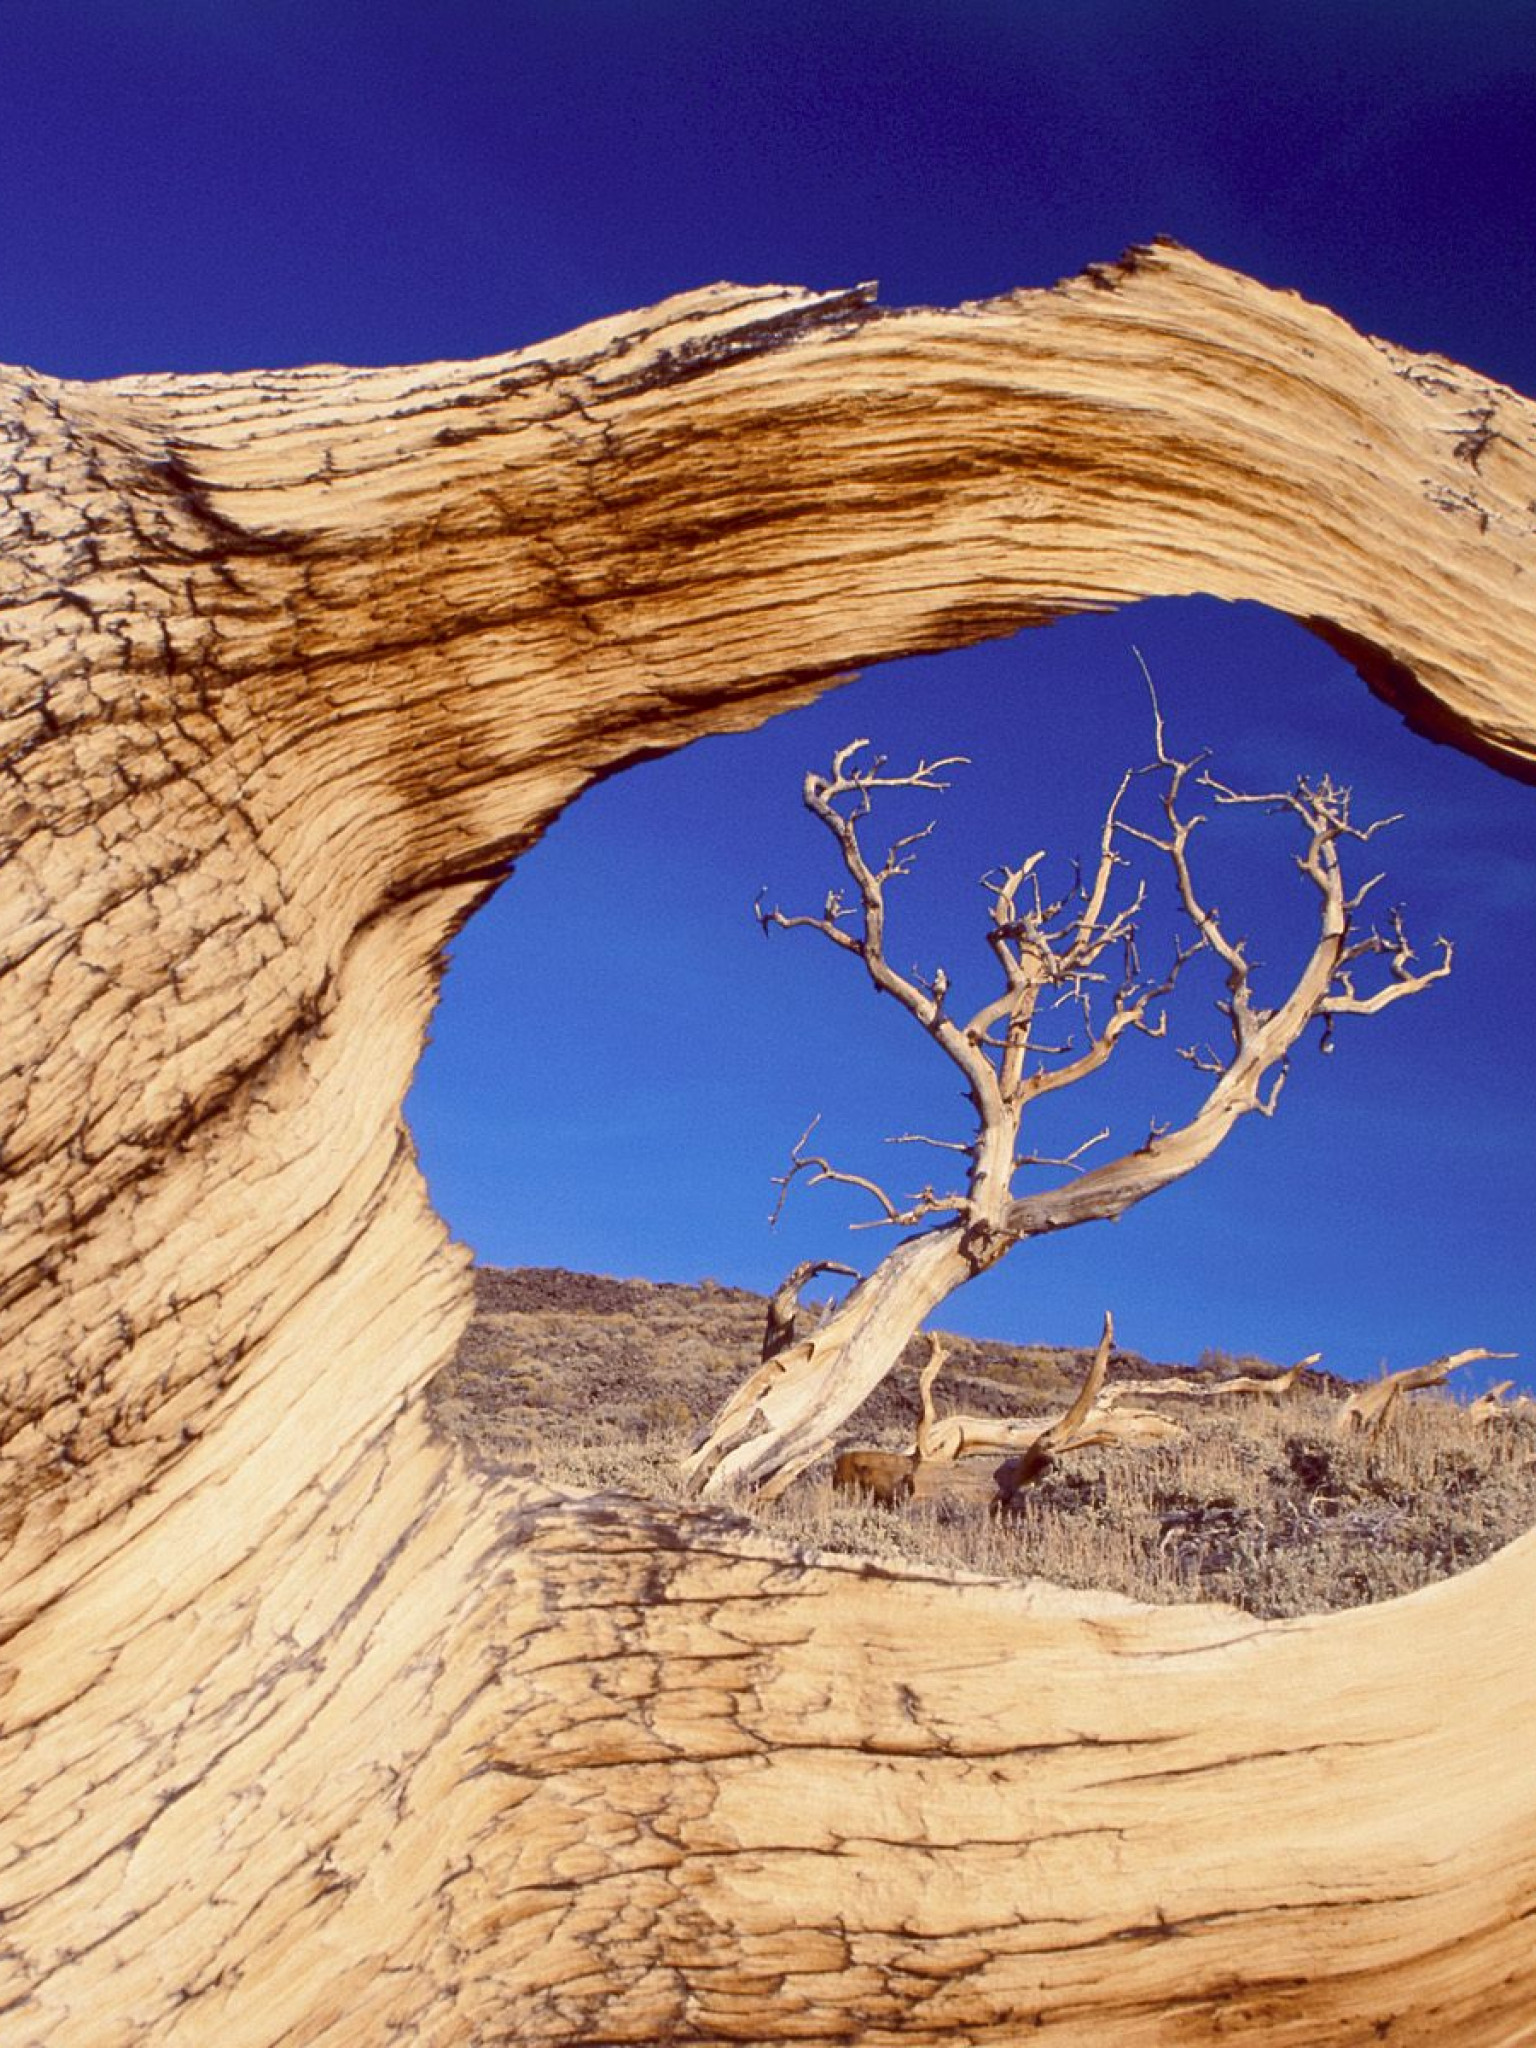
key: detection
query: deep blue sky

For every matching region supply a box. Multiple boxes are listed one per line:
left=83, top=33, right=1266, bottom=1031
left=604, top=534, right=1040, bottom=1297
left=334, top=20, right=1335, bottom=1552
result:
left=10, top=2, right=1534, bottom=1385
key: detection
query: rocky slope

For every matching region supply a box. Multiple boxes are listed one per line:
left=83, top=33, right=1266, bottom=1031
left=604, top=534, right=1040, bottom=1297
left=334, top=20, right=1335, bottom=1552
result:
left=433, top=1266, right=1536, bottom=1619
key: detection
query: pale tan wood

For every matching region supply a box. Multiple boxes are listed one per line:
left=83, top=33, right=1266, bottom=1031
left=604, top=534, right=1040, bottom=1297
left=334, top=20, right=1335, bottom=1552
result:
left=1339, top=1348, right=1518, bottom=1439
left=1108, top=1352, right=1324, bottom=1401
left=4, top=242, right=1536, bottom=2043
left=1470, top=1380, right=1519, bottom=1416
left=914, top=1319, right=1184, bottom=1481
left=687, top=716, right=1451, bottom=1498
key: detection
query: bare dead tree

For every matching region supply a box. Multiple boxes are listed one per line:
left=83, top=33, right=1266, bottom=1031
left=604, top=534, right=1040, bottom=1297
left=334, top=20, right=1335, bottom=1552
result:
left=914, top=1314, right=1185, bottom=1472
left=992, top=1318, right=1190, bottom=1503
left=1338, top=1348, right=1516, bottom=1440
left=830, top=1314, right=1180, bottom=1513
left=1102, top=1352, right=1322, bottom=1404
left=686, top=705, right=1453, bottom=1501
left=1201, top=1354, right=1319, bottom=1397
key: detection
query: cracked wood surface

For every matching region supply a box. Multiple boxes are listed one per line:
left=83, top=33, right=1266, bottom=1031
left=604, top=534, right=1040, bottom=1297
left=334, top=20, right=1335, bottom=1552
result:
left=3, top=241, right=1536, bottom=2043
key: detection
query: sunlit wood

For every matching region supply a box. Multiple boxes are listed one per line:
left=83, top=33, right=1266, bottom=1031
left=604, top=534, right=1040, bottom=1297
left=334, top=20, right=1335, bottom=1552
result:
left=4, top=242, right=1535, bottom=2044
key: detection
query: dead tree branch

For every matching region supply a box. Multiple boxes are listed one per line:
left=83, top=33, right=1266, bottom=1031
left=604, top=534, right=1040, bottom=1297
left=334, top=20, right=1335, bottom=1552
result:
left=911, top=1315, right=1186, bottom=1482
left=762, top=1259, right=860, bottom=1362
left=1103, top=1352, right=1322, bottom=1404
left=1338, top=1349, right=1517, bottom=1440
left=690, top=705, right=1454, bottom=1501
left=1469, top=1380, right=1519, bottom=1418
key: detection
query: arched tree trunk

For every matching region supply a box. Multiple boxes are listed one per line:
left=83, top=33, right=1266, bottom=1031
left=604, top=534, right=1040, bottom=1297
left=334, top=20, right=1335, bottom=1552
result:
left=4, top=242, right=1536, bottom=2044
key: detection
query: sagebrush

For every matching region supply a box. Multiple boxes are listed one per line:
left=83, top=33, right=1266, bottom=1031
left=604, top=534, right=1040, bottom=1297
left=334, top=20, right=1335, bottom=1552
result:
left=429, top=1266, right=1536, bottom=1618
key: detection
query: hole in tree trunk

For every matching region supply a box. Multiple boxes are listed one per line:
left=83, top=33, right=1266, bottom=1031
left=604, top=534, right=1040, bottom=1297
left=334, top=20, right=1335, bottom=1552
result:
left=407, top=596, right=1536, bottom=1614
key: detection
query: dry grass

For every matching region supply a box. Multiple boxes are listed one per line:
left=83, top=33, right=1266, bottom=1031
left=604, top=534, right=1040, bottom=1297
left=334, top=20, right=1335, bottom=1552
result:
left=429, top=1266, right=1536, bottom=1617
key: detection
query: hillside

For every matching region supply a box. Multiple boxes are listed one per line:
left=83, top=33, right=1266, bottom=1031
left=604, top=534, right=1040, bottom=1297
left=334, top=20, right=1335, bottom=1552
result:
left=429, top=1266, right=1536, bottom=1618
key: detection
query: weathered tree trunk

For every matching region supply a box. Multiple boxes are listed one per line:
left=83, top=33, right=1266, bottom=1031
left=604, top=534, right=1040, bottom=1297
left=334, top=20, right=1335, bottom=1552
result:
left=689, top=712, right=1450, bottom=1499
left=686, top=1222, right=977, bottom=1497
left=760, top=1257, right=858, bottom=1364
left=4, top=243, right=1536, bottom=2044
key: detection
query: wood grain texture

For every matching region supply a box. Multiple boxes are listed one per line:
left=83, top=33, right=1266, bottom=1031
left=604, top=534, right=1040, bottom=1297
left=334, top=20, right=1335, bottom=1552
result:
left=4, top=240, right=1535, bottom=2044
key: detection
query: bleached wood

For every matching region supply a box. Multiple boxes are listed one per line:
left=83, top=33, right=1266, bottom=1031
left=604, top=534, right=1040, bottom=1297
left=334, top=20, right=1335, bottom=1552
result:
left=1105, top=1352, right=1322, bottom=1402
left=1339, top=1348, right=1518, bottom=1439
left=690, top=707, right=1449, bottom=1498
left=760, top=1256, right=859, bottom=1361
left=4, top=242, right=1536, bottom=2044
left=1470, top=1380, right=1518, bottom=1417
left=910, top=1317, right=1187, bottom=1497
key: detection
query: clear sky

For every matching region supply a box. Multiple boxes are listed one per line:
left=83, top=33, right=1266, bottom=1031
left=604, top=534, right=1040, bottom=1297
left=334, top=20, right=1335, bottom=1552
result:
left=9, top=1, right=1535, bottom=1385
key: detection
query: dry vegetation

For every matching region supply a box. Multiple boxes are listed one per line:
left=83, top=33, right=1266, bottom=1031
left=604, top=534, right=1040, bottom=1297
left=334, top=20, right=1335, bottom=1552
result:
left=428, top=1266, right=1536, bottom=1618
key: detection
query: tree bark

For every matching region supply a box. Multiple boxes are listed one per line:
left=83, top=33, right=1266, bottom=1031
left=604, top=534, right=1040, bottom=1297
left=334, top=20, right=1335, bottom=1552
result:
left=690, top=730, right=1448, bottom=1498
left=4, top=241, right=1536, bottom=2043
left=686, top=1222, right=978, bottom=1497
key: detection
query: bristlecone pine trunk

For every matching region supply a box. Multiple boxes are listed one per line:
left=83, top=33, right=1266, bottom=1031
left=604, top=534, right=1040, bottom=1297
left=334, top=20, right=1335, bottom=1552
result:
left=4, top=244, right=1536, bottom=2045
left=684, top=726, right=1450, bottom=1502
